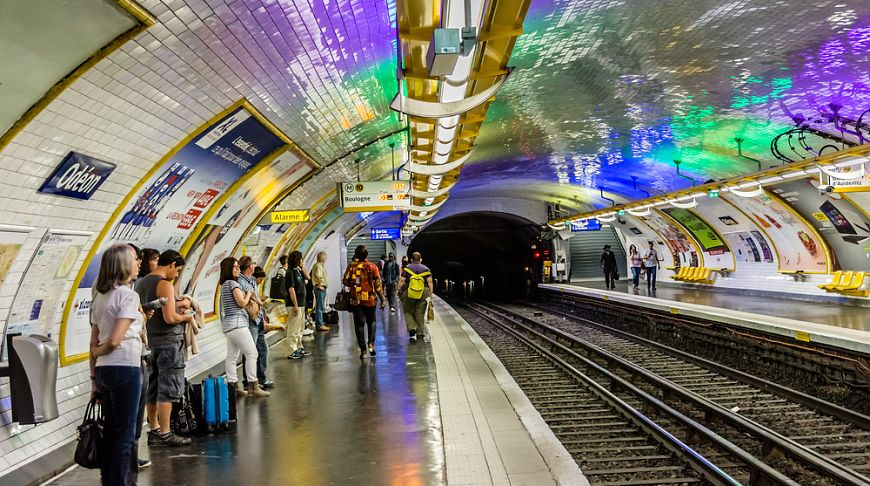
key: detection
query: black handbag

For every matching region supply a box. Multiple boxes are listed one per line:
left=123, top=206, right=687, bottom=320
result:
left=171, top=381, right=200, bottom=436
left=334, top=290, right=350, bottom=311
left=74, top=397, right=104, bottom=469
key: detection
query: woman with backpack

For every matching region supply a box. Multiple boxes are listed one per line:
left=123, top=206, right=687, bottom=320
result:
left=342, top=245, right=386, bottom=359
left=398, top=252, right=434, bottom=342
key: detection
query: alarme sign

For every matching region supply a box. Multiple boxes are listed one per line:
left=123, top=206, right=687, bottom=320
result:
left=38, top=151, right=116, bottom=200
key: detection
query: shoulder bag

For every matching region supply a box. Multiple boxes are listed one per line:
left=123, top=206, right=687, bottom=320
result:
left=74, top=397, right=104, bottom=469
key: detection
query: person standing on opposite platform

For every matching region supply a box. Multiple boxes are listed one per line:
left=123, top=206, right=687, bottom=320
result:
left=89, top=243, right=145, bottom=485
left=383, top=253, right=400, bottom=313
left=285, top=251, right=311, bottom=359
left=644, top=241, right=662, bottom=291
left=343, top=245, right=386, bottom=359
left=135, top=250, right=193, bottom=448
left=628, top=244, right=643, bottom=290
left=218, top=257, right=269, bottom=398
left=399, top=252, right=434, bottom=343
left=600, top=245, right=618, bottom=290
left=310, top=251, right=330, bottom=332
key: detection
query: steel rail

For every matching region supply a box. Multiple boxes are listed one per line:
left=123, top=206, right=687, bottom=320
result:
left=525, top=301, right=870, bottom=431
left=464, top=303, right=794, bottom=486
left=476, top=302, right=870, bottom=485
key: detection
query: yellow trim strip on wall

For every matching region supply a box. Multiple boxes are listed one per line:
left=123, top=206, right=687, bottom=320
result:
left=0, top=0, right=155, bottom=153
left=59, top=99, right=283, bottom=365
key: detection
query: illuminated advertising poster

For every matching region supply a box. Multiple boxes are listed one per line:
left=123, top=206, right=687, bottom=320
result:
left=178, top=151, right=310, bottom=318
left=640, top=212, right=699, bottom=267
left=689, top=197, right=774, bottom=265
left=63, top=105, right=285, bottom=361
left=661, top=207, right=733, bottom=270
left=722, top=192, right=828, bottom=273
left=772, top=179, right=870, bottom=271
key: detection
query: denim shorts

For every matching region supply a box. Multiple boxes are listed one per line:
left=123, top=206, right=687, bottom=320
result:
left=146, top=340, right=184, bottom=403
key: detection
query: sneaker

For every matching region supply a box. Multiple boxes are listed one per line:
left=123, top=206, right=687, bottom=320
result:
left=423, top=333, right=430, bottom=344
left=390, top=307, right=396, bottom=313
left=299, top=348, right=312, bottom=356
left=302, top=328, right=314, bottom=336
left=409, top=329, right=417, bottom=338
left=288, top=351, right=303, bottom=359
left=138, top=458, right=152, bottom=469
left=410, top=334, right=417, bottom=342
left=151, top=432, right=192, bottom=447
left=368, top=344, right=376, bottom=357
left=317, top=325, right=330, bottom=332
left=146, top=429, right=159, bottom=446
left=359, top=350, right=367, bottom=359
left=260, top=380, right=275, bottom=389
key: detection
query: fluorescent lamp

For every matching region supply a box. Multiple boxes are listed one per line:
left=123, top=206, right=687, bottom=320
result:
left=758, top=175, right=783, bottom=184
left=780, top=170, right=806, bottom=179
left=668, top=198, right=697, bottom=209
left=834, top=157, right=868, bottom=168
left=689, top=192, right=706, bottom=198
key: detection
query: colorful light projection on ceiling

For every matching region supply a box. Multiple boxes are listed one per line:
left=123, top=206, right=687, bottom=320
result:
left=460, top=1, right=870, bottom=210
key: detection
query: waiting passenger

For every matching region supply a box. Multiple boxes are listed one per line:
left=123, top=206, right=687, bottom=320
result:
left=218, top=257, right=269, bottom=397
left=285, top=251, right=311, bottom=359
left=383, top=253, right=400, bottom=313
left=135, top=250, right=193, bottom=447
left=643, top=241, right=662, bottom=291
left=628, top=244, right=643, bottom=290
left=237, top=257, right=269, bottom=391
left=343, top=245, right=386, bottom=359
left=89, top=243, right=145, bottom=485
left=138, top=248, right=159, bottom=279
left=252, top=266, right=273, bottom=387
left=311, top=251, right=330, bottom=332
left=600, top=245, right=618, bottom=290
left=399, top=252, right=433, bottom=343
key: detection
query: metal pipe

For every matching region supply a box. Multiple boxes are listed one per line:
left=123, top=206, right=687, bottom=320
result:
left=631, top=176, right=650, bottom=198
left=734, top=138, right=762, bottom=171
left=598, top=186, right=615, bottom=207
left=673, top=160, right=697, bottom=187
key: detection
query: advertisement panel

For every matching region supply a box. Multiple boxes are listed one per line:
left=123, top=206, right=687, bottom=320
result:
left=177, top=151, right=309, bottom=318
left=772, top=179, right=870, bottom=271
left=688, top=197, right=774, bottom=265
left=722, top=191, right=828, bottom=273
left=62, top=104, right=286, bottom=362
left=660, top=208, right=729, bottom=254
left=640, top=212, right=699, bottom=267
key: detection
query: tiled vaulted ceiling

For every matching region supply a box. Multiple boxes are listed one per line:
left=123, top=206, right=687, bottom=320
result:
left=457, top=0, right=870, bottom=211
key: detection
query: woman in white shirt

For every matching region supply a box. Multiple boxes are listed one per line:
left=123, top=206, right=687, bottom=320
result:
left=89, top=243, right=145, bottom=486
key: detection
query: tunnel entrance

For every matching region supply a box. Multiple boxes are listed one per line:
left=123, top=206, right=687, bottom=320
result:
left=408, top=211, right=547, bottom=301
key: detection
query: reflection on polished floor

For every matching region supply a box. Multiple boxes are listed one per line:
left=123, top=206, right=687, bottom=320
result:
left=51, top=310, right=445, bottom=486
left=570, top=280, right=869, bottom=331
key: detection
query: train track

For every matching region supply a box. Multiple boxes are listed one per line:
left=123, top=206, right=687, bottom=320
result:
left=461, top=302, right=870, bottom=485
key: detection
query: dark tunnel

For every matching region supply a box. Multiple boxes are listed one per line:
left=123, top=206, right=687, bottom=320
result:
left=408, top=211, right=550, bottom=301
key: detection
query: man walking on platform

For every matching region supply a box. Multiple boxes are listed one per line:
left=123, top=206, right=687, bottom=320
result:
left=383, top=253, right=400, bottom=313
left=600, top=245, right=617, bottom=290
left=644, top=241, right=662, bottom=291
left=399, top=252, right=434, bottom=343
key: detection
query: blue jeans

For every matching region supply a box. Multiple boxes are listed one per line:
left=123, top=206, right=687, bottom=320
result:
left=313, top=287, right=326, bottom=326
left=243, top=323, right=267, bottom=384
left=631, top=267, right=641, bottom=287
left=645, top=266, right=657, bottom=288
left=95, top=366, right=141, bottom=486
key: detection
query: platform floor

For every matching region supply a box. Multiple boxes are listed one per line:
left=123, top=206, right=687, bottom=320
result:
left=565, top=279, right=869, bottom=331
left=46, top=299, right=581, bottom=486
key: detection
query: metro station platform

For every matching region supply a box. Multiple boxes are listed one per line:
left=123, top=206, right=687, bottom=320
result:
left=45, top=299, right=581, bottom=486
left=542, top=281, right=870, bottom=355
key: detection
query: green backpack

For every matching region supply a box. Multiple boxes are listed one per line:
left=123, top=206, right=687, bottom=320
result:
left=404, top=268, right=430, bottom=300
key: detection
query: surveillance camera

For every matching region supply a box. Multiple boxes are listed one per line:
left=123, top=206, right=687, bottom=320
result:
left=818, top=184, right=834, bottom=194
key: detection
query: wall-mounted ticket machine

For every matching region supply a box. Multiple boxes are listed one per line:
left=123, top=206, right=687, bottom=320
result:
left=0, top=334, right=59, bottom=424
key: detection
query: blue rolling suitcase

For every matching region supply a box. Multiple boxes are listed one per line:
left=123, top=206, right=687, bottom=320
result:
left=202, top=375, right=230, bottom=432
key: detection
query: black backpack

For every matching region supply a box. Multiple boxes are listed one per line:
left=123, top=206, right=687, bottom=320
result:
left=270, top=272, right=287, bottom=300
